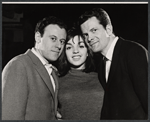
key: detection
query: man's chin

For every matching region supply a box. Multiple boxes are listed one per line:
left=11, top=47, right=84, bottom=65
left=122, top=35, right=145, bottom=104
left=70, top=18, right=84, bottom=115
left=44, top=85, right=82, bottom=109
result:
left=92, top=48, right=99, bottom=53
left=47, top=57, right=58, bottom=62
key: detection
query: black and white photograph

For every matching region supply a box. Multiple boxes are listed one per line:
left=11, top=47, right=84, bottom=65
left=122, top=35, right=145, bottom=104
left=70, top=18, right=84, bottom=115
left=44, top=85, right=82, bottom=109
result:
left=1, top=2, right=148, bottom=120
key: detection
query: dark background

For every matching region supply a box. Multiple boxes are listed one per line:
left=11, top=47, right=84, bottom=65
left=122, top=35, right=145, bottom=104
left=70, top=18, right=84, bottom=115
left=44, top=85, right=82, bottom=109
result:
left=2, top=3, right=148, bottom=69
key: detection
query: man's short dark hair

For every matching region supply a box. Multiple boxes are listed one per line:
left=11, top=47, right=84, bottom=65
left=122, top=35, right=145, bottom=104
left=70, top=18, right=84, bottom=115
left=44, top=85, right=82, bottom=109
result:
left=35, top=16, right=67, bottom=37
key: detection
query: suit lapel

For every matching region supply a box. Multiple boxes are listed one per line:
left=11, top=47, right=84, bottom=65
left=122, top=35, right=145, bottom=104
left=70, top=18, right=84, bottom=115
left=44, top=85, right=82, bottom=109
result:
left=95, top=53, right=107, bottom=89
left=107, top=38, right=122, bottom=84
left=26, top=49, right=55, bottom=99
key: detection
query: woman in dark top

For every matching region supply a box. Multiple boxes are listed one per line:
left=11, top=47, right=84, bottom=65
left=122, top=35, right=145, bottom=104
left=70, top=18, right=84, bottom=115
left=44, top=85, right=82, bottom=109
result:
left=57, top=27, right=104, bottom=120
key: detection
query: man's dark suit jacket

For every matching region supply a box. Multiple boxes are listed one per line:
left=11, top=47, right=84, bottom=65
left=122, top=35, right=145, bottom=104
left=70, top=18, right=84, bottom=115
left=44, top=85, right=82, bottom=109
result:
left=97, top=37, right=148, bottom=120
left=2, top=49, right=59, bottom=120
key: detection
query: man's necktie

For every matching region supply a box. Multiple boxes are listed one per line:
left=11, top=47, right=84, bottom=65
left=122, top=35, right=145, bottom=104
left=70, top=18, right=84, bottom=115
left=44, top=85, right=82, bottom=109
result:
left=102, top=56, right=108, bottom=82
left=45, top=64, right=59, bottom=115
left=45, top=64, right=56, bottom=91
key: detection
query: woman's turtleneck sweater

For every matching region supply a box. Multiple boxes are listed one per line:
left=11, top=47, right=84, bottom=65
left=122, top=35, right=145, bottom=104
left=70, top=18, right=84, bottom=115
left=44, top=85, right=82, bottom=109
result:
left=58, top=69, right=104, bottom=120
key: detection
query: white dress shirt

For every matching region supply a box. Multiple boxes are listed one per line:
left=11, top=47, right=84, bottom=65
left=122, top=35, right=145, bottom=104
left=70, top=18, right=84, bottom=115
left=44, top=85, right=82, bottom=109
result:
left=105, top=36, right=118, bottom=82
left=31, top=48, right=56, bottom=91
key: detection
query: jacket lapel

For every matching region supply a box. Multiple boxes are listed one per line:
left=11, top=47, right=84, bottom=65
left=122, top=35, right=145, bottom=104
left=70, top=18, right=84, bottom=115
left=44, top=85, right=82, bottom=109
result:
left=26, top=49, right=55, bottom=99
left=94, top=53, right=107, bottom=89
left=107, top=38, right=122, bottom=84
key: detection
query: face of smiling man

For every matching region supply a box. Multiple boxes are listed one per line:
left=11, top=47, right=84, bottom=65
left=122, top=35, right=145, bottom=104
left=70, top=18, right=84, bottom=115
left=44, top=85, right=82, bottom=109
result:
left=35, top=24, right=67, bottom=62
left=65, top=35, right=88, bottom=70
left=80, top=16, right=112, bottom=56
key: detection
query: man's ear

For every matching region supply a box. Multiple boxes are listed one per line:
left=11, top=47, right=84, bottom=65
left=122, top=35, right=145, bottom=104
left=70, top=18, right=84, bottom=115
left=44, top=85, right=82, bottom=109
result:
left=106, top=24, right=113, bottom=36
left=35, top=32, right=42, bottom=43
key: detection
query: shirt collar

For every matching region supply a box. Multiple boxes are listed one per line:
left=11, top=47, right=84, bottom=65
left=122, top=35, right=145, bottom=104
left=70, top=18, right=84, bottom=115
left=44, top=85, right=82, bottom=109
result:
left=105, top=36, right=118, bottom=61
left=31, top=48, right=49, bottom=66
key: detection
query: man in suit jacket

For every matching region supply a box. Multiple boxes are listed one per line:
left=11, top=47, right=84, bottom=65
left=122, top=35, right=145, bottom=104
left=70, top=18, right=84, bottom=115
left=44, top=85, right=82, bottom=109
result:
left=2, top=16, right=67, bottom=120
left=78, top=8, right=148, bottom=119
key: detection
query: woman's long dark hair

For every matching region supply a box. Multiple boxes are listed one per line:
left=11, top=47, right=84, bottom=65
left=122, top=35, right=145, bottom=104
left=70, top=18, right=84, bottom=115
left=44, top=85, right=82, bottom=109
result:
left=57, top=26, right=96, bottom=77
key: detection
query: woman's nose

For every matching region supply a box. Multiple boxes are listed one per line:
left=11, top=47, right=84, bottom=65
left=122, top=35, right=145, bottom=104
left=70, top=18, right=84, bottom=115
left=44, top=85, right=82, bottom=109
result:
left=73, top=47, right=79, bottom=54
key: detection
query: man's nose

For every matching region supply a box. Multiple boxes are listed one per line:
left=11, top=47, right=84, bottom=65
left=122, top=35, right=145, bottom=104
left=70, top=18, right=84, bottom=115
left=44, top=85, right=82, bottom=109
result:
left=56, top=40, right=61, bottom=50
left=88, top=33, right=94, bottom=43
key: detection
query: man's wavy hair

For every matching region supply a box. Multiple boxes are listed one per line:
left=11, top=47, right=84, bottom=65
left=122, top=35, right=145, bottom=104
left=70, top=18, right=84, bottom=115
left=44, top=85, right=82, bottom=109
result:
left=78, top=8, right=112, bottom=30
left=57, top=26, right=96, bottom=77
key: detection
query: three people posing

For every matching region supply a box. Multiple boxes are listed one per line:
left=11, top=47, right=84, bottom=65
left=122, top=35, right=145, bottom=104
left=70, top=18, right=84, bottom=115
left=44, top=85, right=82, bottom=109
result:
left=2, top=7, right=148, bottom=120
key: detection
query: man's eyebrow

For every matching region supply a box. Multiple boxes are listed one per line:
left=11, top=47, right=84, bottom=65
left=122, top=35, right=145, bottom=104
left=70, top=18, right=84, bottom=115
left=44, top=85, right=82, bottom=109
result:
left=49, top=35, right=57, bottom=38
left=60, top=38, right=66, bottom=41
left=90, top=28, right=96, bottom=31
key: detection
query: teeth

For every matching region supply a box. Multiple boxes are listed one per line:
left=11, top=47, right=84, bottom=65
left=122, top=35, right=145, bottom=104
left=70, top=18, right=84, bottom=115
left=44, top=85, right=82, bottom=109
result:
left=73, top=56, right=80, bottom=59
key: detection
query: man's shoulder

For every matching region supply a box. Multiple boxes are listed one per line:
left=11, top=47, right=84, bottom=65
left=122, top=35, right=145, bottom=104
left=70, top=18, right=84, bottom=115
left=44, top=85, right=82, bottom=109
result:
left=3, top=50, right=32, bottom=69
left=118, top=37, right=147, bottom=51
left=10, top=51, right=30, bottom=63
left=117, top=37, right=148, bottom=60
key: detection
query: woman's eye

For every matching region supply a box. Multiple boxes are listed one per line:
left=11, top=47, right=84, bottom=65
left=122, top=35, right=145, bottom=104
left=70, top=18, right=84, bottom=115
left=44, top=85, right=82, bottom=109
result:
left=66, top=47, right=71, bottom=50
left=79, top=45, right=85, bottom=48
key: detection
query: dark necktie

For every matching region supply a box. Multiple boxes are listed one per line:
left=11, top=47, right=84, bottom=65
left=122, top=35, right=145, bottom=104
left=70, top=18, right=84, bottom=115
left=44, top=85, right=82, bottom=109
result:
left=102, top=56, right=108, bottom=82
